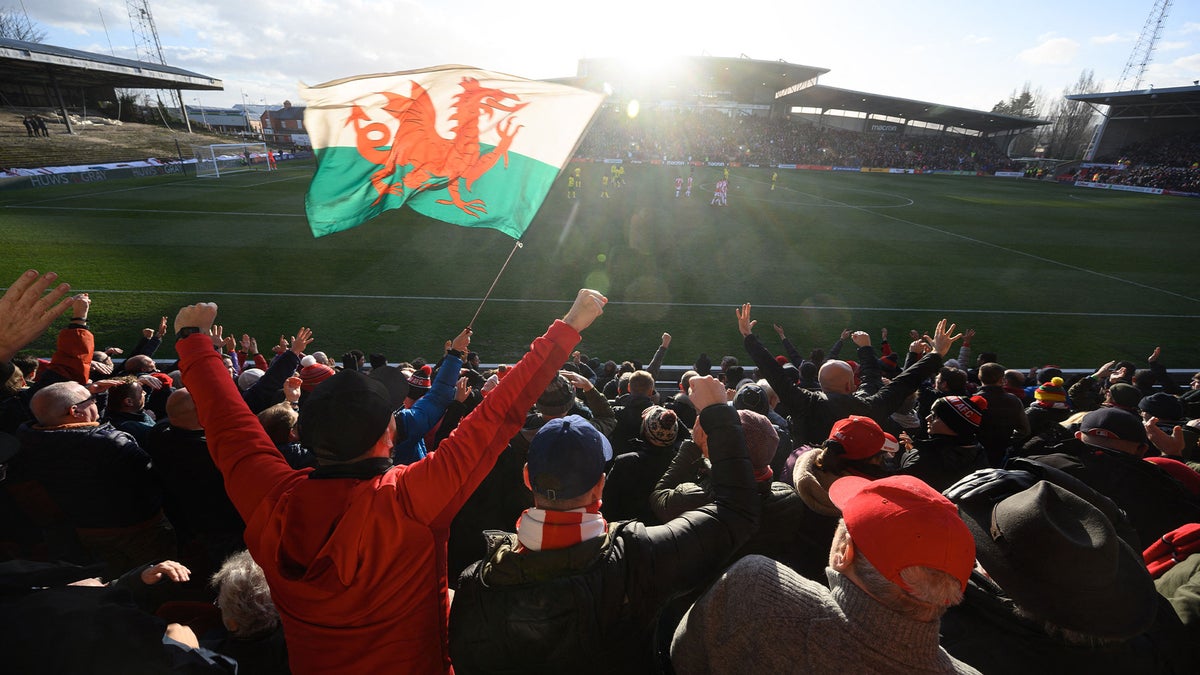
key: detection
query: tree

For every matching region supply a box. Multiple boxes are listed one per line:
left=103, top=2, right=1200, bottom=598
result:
left=991, top=82, right=1044, bottom=119
left=0, top=6, right=46, bottom=42
left=1044, top=69, right=1101, bottom=160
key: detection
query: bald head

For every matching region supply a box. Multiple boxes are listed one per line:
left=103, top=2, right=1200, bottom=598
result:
left=124, top=355, right=156, bottom=374
left=166, top=388, right=202, bottom=430
left=31, top=381, right=95, bottom=426
left=818, top=360, right=855, bottom=394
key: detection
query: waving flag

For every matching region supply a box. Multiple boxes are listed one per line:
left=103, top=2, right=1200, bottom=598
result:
left=301, top=65, right=604, bottom=238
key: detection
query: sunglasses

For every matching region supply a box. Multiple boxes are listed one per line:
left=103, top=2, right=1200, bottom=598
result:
left=71, top=394, right=98, bottom=409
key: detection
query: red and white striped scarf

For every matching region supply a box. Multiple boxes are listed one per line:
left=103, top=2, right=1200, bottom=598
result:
left=516, top=502, right=607, bottom=552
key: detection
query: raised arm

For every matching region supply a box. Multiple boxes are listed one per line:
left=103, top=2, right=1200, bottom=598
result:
left=1147, top=347, right=1183, bottom=395
left=175, top=303, right=298, bottom=519
left=851, top=330, right=882, bottom=391
left=242, top=327, right=308, bottom=413
left=404, top=290, right=606, bottom=528
left=645, top=332, right=671, bottom=380
left=563, top=369, right=617, bottom=437
left=738, top=304, right=820, bottom=419
left=773, top=323, right=805, bottom=367
left=637, top=375, right=759, bottom=602
left=862, top=319, right=956, bottom=414
left=36, top=294, right=95, bottom=387
left=393, top=330, right=470, bottom=464
left=0, top=269, right=73, bottom=362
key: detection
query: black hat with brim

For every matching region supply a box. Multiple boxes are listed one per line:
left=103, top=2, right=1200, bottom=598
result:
left=956, top=480, right=1157, bottom=640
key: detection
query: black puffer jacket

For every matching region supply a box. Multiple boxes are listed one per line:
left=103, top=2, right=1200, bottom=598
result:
left=12, top=422, right=162, bottom=528
left=448, top=404, right=759, bottom=675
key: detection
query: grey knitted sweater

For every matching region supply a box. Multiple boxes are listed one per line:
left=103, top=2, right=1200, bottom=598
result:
left=671, top=555, right=980, bottom=675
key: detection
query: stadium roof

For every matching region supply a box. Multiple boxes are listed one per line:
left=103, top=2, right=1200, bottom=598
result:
left=777, top=84, right=1049, bottom=134
left=555, top=56, right=830, bottom=107
left=0, top=37, right=222, bottom=91
left=1065, top=84, right=1200, bottom=118
left=552, top=56, right=1045, bottom=135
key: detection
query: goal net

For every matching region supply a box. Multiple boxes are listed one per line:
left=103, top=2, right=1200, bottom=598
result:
left=191, top=142, right=274, bottom=178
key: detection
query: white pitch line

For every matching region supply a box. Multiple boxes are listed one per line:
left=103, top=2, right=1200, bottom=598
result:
left=4, top=205, right=305, bottom=218
left=34, top=288, right=1200, bottom=319
left=737, top=174, right=915, bottom=208
left=786, top=182, right=1200, bottom=305
left=186, top=169, right=310, bottom=189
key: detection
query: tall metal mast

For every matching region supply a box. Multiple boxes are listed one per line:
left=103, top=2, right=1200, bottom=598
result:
left=125, top=0, right=192, bottom=132
left=1115, top=0, right=1173, bottom=91
left=1083, top=0, right=1173, bottom=160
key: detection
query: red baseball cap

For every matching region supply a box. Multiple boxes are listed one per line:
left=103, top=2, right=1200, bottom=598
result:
left=829, top=474, right=975, bottom=592
left=828, top=415, right=895, bottom=460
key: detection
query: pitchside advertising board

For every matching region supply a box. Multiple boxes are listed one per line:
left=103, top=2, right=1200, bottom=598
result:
left=0, top=163, right=185, bottom=191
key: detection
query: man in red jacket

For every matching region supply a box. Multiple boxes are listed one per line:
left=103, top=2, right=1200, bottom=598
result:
left=173, top=289, right=606, bottom=674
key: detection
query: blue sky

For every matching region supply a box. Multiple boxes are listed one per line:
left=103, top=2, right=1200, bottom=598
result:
left=24, top=1, right=1200, bottom=112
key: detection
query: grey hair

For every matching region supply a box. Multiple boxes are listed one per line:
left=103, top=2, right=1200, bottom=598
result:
left=211, top=550, right=279, bottom=637
left=832, top=522, right=963, bottom=622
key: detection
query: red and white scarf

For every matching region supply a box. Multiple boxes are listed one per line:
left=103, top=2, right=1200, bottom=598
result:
left=516, top=502, right=607, bottom=552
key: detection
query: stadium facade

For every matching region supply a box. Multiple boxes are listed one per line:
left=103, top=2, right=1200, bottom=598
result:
left=551, top=56, right=1049, bottom=153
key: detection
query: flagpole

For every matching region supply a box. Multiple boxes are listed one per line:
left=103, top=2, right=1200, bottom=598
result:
left=461, top=98, right=606, bottom=329
left=467, top=238, right=523, bottom=329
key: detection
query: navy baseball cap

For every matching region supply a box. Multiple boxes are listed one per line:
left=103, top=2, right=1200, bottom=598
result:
left=527, top=415, right=613, bottom=501
left=1080, top=407, right=1147, bottom=444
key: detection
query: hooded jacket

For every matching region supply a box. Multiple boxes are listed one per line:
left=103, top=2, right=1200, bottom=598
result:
left=178, top=320, right=578, bottom=675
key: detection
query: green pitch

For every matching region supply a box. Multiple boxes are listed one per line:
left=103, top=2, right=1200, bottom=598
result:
left=1, top=162, right=1197, bottom=370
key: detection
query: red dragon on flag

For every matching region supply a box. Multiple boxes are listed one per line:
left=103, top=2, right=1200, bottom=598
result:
left=347, top=77, right=530, bottom=218
left=303, top=66, right=604, bottom=239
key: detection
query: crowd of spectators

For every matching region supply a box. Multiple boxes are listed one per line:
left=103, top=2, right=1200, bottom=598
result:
left=2, top=269, right=1200, bottom=674
left=1087, top=132, right=1200, bottom=192
left=576, top=107, right=1020, bottom=172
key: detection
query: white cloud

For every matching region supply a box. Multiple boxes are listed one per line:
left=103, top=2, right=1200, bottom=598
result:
left=1143, top=53, right=1200, bottom=88
left=1181, top=22, right=1200, bottom=35
left=1018, top=37, right=1079, bottom=65
left=1090, top=33, right=1129, bottom=45
left=962, top=34, right=993, bottom=45
left=1158, top=41, right=1189, bottom=51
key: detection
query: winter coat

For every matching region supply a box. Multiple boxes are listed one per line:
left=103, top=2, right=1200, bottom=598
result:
left=177, top=320, right=579, bottom=675
left=448, top=403, right=759, bottom=675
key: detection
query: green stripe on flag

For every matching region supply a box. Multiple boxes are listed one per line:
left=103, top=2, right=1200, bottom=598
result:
left=305, top=145, right=561, bottom=239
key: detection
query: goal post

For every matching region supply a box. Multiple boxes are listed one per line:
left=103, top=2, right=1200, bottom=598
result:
left=190, top=142, right=274, bottom=178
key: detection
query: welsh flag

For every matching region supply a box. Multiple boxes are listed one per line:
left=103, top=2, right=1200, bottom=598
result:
left=301, top=65, right=604, bottom=238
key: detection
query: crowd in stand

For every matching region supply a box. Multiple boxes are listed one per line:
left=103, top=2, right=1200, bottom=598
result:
left=576, top=108, right=1020, bottom=173
left=576, top=108, right=1200, bottom=193
left=2, top=269, right=1200, bottom=674
left=1080, top=131, right=1200, bottom=192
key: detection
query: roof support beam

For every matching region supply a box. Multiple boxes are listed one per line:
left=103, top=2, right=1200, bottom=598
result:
left=46, top=67, right=74, bottom=135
